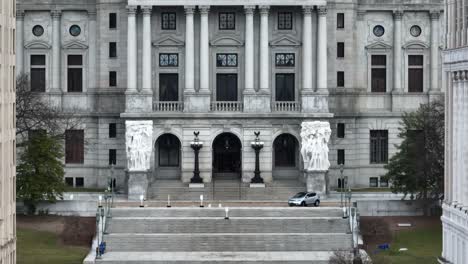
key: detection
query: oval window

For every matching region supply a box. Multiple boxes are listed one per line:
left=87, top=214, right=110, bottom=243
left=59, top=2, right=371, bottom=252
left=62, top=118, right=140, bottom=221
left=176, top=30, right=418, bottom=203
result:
left=32, top=25, right=44, bottom=37
left=69, top=25, right=81, bottom=37
left=410, top=25, right=422, bottom=37
left=373, top=25, right=385, bottom=37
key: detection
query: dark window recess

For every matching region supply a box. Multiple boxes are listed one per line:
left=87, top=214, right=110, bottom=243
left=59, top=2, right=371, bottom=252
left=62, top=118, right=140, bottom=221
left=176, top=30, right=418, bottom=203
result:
left=337, top=13, right=345, bottom=29
left=408, top=55, right=424, bottom=93
left=216, top=53, right=237, bottom=67
left=370, top=130, right=388, bottom=164
left=109, top=13, right=117, bottom=29
left=275, top=73, right=295, bottom=101
left=67, top=55, right=83, bottom=92
left=65, top=177, right=74, bottom=187
left=337, top=42, right=345, bottom=58
left=274, top=134, right=297, bottom=167
left=337, top=71, right=345, bottom=87
left=109, top=42, right=117, bottom=58
left=275, top=53, right=295, bottom=67
left=65, top=129, right=84, bottom=164
left=216, top=74, right=238, bottom=101
left=371, top=55, right=387, bottom=92
left=337, top=123, right=345, bottom=138
left=159, top=53, right=178, bottom=67
left=380, top=177, right=389, bottom=187
left=158, top=134, right=180, bottom=166
left=109, top=123, right=117, bottom=138
left=278, top=12, right=293, bottom=30
left=109, top=71, right=117, bottom=87
left=337, top=149, right=345, bottom=165
left=161, top=12, right=176, bottom=30
left=30, top=55, right=46, bottom=92
left=219, top=12, right=235, bottom=30
left=159, top=73, right=179, bottom=101
left=369, top=177, right=378, bottom=187
left=109, top=149, right=117, bottom=165
left=75, top=177, right=84, bottom=187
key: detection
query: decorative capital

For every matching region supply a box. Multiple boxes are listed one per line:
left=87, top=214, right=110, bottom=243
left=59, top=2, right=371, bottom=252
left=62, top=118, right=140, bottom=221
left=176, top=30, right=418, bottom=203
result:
left=244, top=5, right=255, bottom=14
left=317, top=7, right=327, bottom=16
left=302, top=6, right=313, bottom=15
left=430, top=10, right=440, bottom=20
left=393, top=10, right=403, bottom=20
left=16, top=9, right=25, bottom=19
left=356, top=10, right=366, bottom=21
left=259, top=5, right=270, bottom=15
left=184, top=6, right=195, bottom=15
left=142, top=6, right=152, bottom=15
left=51, top=10, right=62, bottom=19
left=126, top=6, right=137, bottom=15
left=199, top=6, right=210, bottom=15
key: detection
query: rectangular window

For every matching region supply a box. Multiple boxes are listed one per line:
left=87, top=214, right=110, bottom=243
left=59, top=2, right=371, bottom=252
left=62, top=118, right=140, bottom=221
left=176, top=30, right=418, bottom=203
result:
left=278, top=12, right=293, bottom=30
left=370, top=130, right=388, bottom=164
left=75, top=177, right=84, bottom=187
left=65, top=177, right=74, bottom=187
left=216, top=53, right=238, bottom=67
left=408, top=55, right=423, bottom=93
left=275, top=73, right=295, bottom=101
left=109, top=149, right=116, bottom=165
left=371, top=55, right=387, bottom=92
left=380, top=177, right=389, bottom=187
left=337, top=71, right=345, bottom=87
left=109, top=123, right=117, bottom=138
left=275, top=53, right=295, bottom=67
left=161, top=12, right=176, bottom=30
left=369, top=177, right=378, bottom=187
left=67, top=55, right=83, bottom=92
left=337, top=13, right=344, bottom=29
left=216, top=74, right=238, bottom=101
left=159, top=53, right=178, bottom=67
left=109, top=13, right=117, bottom=29
left=30, top=55, right=46, bottom=92
left=159, top=73, right=179, bottom=101
left=337, top=42, right=345, bottom=58
left=65, top=129, right=84, bottom=164
left=109, top=71, right=117, bottom=87
left=219, top=12, right=235, bottom=30
left=109, top=42, right=117, bottom=58
left=337, top=123, right=345, bottom=138
left=337, top=149, right=345, bottom=165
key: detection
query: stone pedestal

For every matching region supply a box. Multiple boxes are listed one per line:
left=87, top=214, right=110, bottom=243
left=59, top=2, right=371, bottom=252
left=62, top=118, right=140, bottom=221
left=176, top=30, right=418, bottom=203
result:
left=189, top=183, right=205, bottom=188
left=184, top=92, right=211, bottom=112
left=127, top=170, right=149, bottom=200
left=243, top=92, right=271, bottom=112
left=125, top=92, right=153, bottom=112
left=304, top=170, right=327, bottom=195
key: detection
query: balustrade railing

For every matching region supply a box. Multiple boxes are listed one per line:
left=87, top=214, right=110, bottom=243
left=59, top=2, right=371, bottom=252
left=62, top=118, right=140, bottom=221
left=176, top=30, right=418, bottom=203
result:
left=153, top=101, right=183, bottom=112
left=211, top=101, right=243, bottom=112
left=272, top=101, right=301, bottom=112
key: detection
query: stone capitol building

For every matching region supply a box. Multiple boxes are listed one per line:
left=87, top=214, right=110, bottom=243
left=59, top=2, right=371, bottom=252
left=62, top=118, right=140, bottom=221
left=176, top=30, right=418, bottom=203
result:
left=16, top=0, right=444, bottom=199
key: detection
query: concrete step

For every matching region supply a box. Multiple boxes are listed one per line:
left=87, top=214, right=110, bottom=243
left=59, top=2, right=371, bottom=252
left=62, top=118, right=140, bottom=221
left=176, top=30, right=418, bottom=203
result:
left=95, top=251, right=334, bottom=264
left=103, top=233, right=352, bottom=252
left=106, top=217, right=349, bottom=234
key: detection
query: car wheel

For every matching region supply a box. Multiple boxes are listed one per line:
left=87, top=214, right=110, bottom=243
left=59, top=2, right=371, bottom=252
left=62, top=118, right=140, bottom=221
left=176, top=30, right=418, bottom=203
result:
left=314, top=200, right=320, bottom=207
left=301, top=201, right=307, bottom=207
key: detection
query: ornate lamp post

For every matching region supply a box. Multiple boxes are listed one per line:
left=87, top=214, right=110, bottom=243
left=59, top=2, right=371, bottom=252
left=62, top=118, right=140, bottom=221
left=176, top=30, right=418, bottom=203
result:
left=190, top=131, right=203, bottom=183
left=250, top=132, right=265, bottom=184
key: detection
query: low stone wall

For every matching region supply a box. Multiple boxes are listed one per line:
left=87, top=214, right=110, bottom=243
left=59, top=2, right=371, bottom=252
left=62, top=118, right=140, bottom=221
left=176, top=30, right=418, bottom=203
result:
left=357, top=200, right=428, bottom=216
left=17, top=200, right=99, bottom=217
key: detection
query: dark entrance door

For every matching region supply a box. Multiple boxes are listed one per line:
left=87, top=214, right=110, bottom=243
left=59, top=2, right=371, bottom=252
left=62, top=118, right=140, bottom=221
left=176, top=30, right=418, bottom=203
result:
left=159, top=73, right=178, bottom=101
left=216, top=74, right=238, bottom=101
left=212, top=133, right=241, bottom=179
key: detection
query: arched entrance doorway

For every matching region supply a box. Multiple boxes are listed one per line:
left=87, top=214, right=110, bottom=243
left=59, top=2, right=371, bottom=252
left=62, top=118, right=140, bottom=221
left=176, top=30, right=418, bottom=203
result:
left=272, top=133, right=300, bottom=180
left=154, top=134, right=181, bottom=180
left=212, top=133, right=242, bottom=180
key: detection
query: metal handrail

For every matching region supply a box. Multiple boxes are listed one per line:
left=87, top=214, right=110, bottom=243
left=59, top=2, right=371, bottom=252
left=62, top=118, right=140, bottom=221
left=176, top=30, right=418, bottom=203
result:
left=95, top=191, right=113, bottom=259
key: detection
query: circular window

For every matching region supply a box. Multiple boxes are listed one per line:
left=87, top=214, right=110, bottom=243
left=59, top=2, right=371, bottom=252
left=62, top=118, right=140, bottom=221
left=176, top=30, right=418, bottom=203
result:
left=32, top=25, right=44, bottom=37
left=373, top=25, right=385, bottom=37
left=410, top=25, right=422, bottom=37
left=69, top=25, right=81, bottom=37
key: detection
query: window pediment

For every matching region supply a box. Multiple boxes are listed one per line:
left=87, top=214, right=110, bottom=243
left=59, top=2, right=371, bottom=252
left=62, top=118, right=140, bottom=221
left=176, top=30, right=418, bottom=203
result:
left=153, top=36, right=185, bottom=47
left=62, top=41, right=88, bottom=50
left=270, top=36, right=301, bottom=47
left=365, top=41, right=393, bottom=51
left=210, top=36, right=243, bottom=47
left=402, top=41, right=429, bottom=50
left=24, top=40, right=52, bottom=50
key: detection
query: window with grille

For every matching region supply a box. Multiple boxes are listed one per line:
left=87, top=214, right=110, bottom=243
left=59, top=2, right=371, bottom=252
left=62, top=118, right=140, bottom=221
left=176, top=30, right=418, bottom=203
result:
left=219, top=12, right=235, bottom=30
left=65, top=129, right=84, bottom=164
left=371, top=55, right=387, bottom=92
left=159, top=53, right=178, bottom=67
left=337, top=71, right=345, bottom=87
left=337, top=123, right=345, bottom=138
left=109, top=149, right=117, bottom=165
left=278, top=12, right=293, bottom=30
left=67, top=55, right=83, bottom=92
left=161, top=12, right=176, bottom=30
left=408, top=55, right=423, bottom=92
left=65, top=177, right=74, bottom=187
left=109, top=123, right=117, bottom=138
left=216, top=53, right=238, bottom=67
left=109, top=13, right=117, bottom=29
left=30, top=55, right=46, bottom=92
left=369, top=177, right=378, bottom=187
left=337, top=149, right=345, bottom=165
left=109, top=42, right=117, bottom=58
left=275, top=53, right=295, bottom=67
left=337, top=42, right=345, bottom=58
left=370, top=130, right=388, bottom=164
left=76, top=177, right=84, bottom=187
left=337, top=13, right=344, bottom=29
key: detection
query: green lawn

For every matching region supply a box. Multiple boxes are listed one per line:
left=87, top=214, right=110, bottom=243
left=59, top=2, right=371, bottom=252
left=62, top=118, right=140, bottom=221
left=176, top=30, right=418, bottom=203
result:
left=372, top=225, right=442, bottom=264
left=17, top=228, right=89, bottom=264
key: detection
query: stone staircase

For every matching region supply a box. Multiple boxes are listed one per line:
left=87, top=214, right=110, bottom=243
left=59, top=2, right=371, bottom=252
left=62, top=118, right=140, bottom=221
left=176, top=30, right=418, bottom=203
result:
left=93, top=207, right=352, bottom=263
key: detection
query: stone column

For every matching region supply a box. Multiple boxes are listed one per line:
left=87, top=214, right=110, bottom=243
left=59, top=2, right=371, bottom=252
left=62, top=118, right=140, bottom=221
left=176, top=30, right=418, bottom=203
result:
left=259, top=6, right=269, bottom=92
left=142, top=6, right=153, bottom=93
left=302, top=6, right=313, bottom=92
left=126, top=6, right=137, bottom=92
left=393, top=10, right=403, bottom=92
left=453, top=71, right=459, bottom=204
left=463, top=71, right=468, bottom=206
left=316, top=7, right=328, bottom=92
left=51, top=10, right=62, bottom=92
left=199, top=6, right=210, bottom=93
left=244, top=6, right=255, bottom=93
left=185, top=6, right=195, bottom=93
left=88, top=11, right=97, bottom=90
left=16, top=10, right=24, bottom=75
left=430, top=11, right=440, bottom=92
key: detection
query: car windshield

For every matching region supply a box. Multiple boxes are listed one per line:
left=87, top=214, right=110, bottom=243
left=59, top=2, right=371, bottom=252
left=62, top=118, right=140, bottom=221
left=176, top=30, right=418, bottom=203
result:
left=293, top=192, right=306, bottom=198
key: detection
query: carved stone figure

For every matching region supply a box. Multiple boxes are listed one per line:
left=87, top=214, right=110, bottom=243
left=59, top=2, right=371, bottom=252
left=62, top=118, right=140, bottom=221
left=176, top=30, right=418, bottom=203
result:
left=125, top=120, right=153, bottom=171
left=300, top=121, right=332, bottom=171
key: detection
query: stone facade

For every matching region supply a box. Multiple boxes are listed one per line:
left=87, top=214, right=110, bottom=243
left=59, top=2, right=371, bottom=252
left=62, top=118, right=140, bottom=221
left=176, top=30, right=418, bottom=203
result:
left=16, top=0, right=444, bottom=194
left=441, top=0, right=468, bottom=263
left=0, top=0, right=17, bottom=262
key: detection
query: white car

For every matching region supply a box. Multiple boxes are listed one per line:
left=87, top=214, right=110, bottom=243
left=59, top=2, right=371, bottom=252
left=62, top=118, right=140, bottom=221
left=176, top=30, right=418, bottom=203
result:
left=288, top=192, right=320, bottom=207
